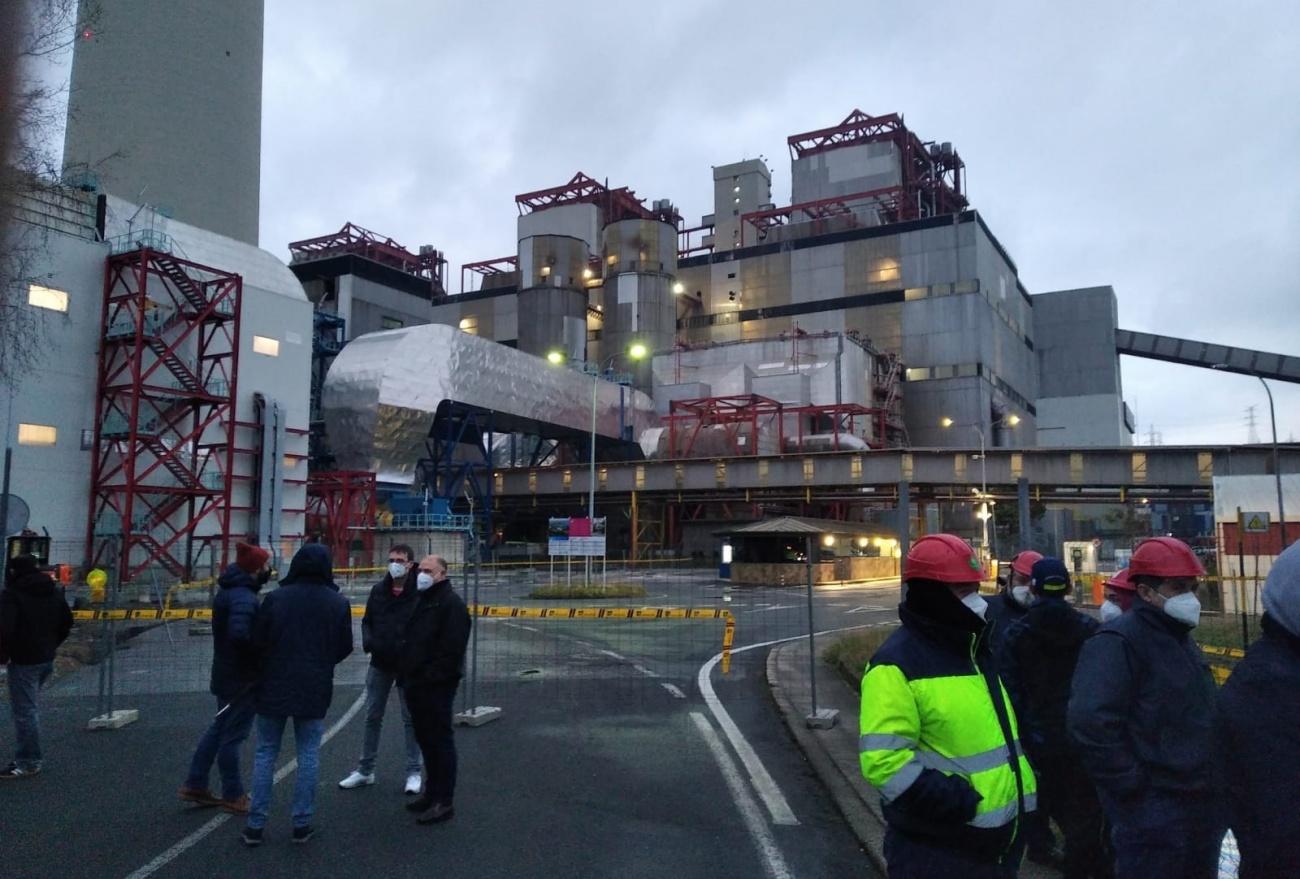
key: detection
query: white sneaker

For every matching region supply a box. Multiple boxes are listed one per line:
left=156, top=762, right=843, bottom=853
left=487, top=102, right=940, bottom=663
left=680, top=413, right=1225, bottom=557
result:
left=338, top=770, right=375, bottom=789
left=404, top=773, right=422, bottom=795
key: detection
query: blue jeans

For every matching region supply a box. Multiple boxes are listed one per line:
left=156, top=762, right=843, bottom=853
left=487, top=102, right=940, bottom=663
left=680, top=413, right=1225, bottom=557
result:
left=358, top=665, right=422, bottom=775
left=248, top=714, right=325, bottom=830
left=184, top=695, right=256, bottom=799
left=7, top=662, right=53, bottom=770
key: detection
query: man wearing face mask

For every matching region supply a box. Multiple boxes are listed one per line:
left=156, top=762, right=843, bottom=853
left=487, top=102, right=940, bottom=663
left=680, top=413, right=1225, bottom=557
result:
left=179, top=542, right=271, bottom=812
left=859, top=534, right=1037, bottom=877
left=1000, top=558, right=1108, bottom=879
left=986, top=550, right=1043, bottom=657
left=339, top=544, right=423, bottom=795
left=1099, top=568, right=1136, bottom=624
left=1068, top=536, right=1221, bottom=879
left=398, top=555, right=471, bottom=826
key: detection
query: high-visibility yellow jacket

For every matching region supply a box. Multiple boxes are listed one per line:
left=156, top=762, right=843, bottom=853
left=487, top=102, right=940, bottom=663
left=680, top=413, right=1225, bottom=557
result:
left=860, top=605, right=1037, bottom=861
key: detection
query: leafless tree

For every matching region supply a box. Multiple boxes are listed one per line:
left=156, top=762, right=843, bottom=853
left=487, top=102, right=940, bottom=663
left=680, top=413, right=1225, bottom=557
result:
left=1, top=0, right=102, bottom=389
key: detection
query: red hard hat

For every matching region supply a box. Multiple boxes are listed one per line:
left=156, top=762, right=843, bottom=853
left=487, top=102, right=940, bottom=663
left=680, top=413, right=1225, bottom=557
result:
left=1010, top=551, right=1044, bottom=577
left=1128, top=537, right=1205, bottom=579
left=1104, top=567, right=1136, bottom=592
left=906, top=534, right=986, bottom=583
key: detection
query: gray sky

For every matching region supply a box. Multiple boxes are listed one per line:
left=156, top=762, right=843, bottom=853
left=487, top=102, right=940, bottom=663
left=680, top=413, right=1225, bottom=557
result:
left=256, top=0, right=1300, bottom=445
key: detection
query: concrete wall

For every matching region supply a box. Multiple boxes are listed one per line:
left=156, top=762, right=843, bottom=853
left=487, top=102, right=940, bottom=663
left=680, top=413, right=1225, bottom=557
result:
left=712, top=160, right=771, bottom=254
left=339, top=274, right=432, bottom=339
left=63, top=0, right=263, bottom=244
left=730, top=556, right=898, bottom=586
left=791, top=141, right=904, bottom=205
left=1033, top=286, right=1131, bottom=446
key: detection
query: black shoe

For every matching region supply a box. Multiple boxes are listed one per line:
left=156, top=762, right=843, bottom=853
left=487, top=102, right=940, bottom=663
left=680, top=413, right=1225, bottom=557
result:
left=292, top=825, right=316, bottom=844
left=416, top=802, right=455, bottom=825
left=405, top=795, right=434, bottom=813
left=241, top=826, right=264, bottom=848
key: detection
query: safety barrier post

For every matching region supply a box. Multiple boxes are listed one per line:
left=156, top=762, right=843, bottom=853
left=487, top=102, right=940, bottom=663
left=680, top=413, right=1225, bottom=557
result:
left=89, top=539, right=138, bottom=730
left=804, top=535, right=838, bottom=729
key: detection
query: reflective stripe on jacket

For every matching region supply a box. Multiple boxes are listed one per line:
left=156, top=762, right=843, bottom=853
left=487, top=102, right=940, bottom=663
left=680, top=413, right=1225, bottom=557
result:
left=860, top=604, right=1037, bottom=861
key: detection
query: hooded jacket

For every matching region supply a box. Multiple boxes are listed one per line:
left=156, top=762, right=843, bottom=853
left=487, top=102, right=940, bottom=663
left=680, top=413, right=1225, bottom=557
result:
left=0, top=559, right=73, bottom=665
left=1068, top=599, right=1217, bottom=800
left=984, top=589, right=1029, bottom=658
left=859, top=585, right=1037, bottom=864
left=252, top=544, right=353, bottom=719
left=1216, top=542, right=1300, bottom=878
left=999, top=596, right=1099, bottom=760
left=209, top=563, right=264, bottom=699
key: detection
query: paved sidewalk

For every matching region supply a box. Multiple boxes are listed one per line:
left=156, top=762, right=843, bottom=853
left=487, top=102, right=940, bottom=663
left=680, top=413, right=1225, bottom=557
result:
left=767, top=635, right=1058, bottom=878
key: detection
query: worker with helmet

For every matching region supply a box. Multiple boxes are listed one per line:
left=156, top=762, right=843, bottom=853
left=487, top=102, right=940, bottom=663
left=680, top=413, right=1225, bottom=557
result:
left=1000, top=558, right=1108, bottom=879
left=859, top=534, right=1037, bottom=877
left=1099, top=568, right=1136, bottom=623
left=1067, top=536, right=1222, bottom=879
left=987, top=550, right=1043, bottom=654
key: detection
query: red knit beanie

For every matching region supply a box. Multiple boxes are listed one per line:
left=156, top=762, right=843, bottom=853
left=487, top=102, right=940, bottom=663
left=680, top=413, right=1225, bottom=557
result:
left=236, top=542, right=270, bottom=575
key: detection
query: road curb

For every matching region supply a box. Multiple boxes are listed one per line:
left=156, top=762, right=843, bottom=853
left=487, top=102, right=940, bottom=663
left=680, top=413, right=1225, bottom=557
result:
left=766, top=641, right=888, bottom=875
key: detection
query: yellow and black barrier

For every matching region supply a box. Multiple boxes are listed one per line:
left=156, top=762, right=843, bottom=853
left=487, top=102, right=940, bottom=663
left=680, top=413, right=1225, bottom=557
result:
left=72, top=604, right=737, bottom=673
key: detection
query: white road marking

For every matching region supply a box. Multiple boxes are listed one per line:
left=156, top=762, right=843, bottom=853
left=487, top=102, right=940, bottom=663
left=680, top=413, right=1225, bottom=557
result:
left=845, top=605, right=890, bottom=614
left=751, top=604, right=800, bottom=613
left=122, top=691, right=367, bottom=879
left=696, top=622, right=883, bottom=827
left=662, top=683, right=687, bottom=699
left=690, top=713, right=794, bottom=879
left=598, top=648, right=628, bottom=661
left=502, top=622, right=540, bottom=633
left=633, top=664, right=660, bottom=679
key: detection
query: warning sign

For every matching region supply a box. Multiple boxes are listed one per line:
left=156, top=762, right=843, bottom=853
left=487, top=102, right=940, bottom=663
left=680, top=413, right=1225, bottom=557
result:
left=1241, top=511, right=1271, bottom=533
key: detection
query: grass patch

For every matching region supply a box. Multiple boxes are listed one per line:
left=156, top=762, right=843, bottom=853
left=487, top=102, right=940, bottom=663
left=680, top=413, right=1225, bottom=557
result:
left=527, top=583, right=648, bottom=600
left=822, top=625, right=899, bottom=692
left=1195, top=612, right=1259, bottom=652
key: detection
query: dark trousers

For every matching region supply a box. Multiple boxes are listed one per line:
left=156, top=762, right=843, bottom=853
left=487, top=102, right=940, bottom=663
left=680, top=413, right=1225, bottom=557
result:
left=1100, top=789, right=1223, bottom=879
left=184, top=694, right=257, bottom=799
left=404, top=682, right=459, bottom=804
left=883, top=827, right=1025, bottom=879
left=1036, top=753, right=1112, bottom=879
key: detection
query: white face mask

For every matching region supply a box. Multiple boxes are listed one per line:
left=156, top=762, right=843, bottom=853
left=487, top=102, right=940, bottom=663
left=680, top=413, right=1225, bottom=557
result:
left=1099, top=600, right=1123, bottom=623
left=1011, top=585, right=1032, bottom=608
left=1159, top=592, right=1201, bottom=628
left=416, top=572, right=435, bottom=591
left=388, top=562, right=408, bottom=580
left=961, top=592, right=989, bottom=620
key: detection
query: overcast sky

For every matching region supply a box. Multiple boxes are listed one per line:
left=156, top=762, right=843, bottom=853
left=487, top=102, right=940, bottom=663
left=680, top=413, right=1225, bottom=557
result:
left=256, top=0, right=1295, bottom=445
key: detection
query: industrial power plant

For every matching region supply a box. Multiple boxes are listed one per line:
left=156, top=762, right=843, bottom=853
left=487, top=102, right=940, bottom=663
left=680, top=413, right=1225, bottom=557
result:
left=2, top=0, right=1296, bottom=586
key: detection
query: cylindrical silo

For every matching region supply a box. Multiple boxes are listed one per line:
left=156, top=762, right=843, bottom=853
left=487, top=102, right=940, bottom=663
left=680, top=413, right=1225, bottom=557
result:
left=516, top=234, right=590, bottom=363
left=62, top=0, right=264, bottom=245
left=601, top=218, right=678, bottom=391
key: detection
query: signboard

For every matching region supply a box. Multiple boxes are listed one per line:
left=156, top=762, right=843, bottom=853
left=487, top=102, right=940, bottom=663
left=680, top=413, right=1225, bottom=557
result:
left=1241, top=511, right=1271, bottom=534
left=547, top=516, right=607, bottom=557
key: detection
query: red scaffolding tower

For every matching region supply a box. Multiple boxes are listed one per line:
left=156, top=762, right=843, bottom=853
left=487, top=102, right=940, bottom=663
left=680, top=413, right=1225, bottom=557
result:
left=666, top=395, right=785, bottom=458
left=86, top=247, right=242, bottom=582
left=305, top=471, right=377, bottom=564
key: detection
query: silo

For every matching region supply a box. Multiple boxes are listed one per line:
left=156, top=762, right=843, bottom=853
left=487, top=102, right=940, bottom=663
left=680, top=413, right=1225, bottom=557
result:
left=515, top=234, right=590, bottom=363
left=63, top=0, right=264, bottom=244
left=601, top=217, right=678, bottom=391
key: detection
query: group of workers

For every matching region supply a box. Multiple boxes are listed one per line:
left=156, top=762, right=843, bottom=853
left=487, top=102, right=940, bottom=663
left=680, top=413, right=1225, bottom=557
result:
left=859, top=533, right=1300, bottom=879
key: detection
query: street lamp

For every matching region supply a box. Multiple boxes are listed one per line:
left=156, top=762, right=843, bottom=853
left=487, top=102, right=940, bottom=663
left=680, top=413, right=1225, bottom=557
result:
left=546, top=343, right=648, bottom=582
left=940, top=413, right=1021, bottom=553
left=1212, top=364, right=1288, bottom=548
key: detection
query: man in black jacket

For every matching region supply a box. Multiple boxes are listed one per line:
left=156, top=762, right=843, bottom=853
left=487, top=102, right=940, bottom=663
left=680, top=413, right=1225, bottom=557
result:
left=1216, top=540, right=1300, bottom=878
left=179, top=542, right=270, bottom=811
left=399, top=554, right=471, bottom=825
left=0, top=554, right=73, bottom=778
left=241, top=544, right=352, bottom=847
left=338, top=543, right=423, bottom=794
left=1001, top=557, right=1108, bottom=879
left=1068, top=536, right=1221, bottom=879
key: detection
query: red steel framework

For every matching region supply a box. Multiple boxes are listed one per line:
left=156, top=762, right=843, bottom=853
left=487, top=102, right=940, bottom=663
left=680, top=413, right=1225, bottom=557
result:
left=305, top=471, right=377, bottom=563
left=459, top=255, right=518, bottom=294
left=515, top=171, right=680, bottom=224
left=666, top=395, right=785, bottom=458
left=742, top=110, right=968, bottom=246
left=288, top=222, right=447, bottom=290
left=86, top=247, right=242, bottom=582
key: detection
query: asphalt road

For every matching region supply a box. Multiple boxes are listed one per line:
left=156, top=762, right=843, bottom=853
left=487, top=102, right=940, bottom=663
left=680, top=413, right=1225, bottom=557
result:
left=0, top=571, right=899, bottom=878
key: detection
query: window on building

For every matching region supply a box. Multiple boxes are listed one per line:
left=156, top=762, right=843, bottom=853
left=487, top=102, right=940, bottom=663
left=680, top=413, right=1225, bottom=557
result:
left=868, top=258, right=901, bottom=284
left=28, top=284, right=69, bottom=313
left=18, top=423, right=57, bottom=446
left=458, top=316, right=479, bottom=335
left=381, top=316, right=404, bottom=330
left=81, top=429, right=94, bottom=450
left=252, top=335, right=280, bottom=357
